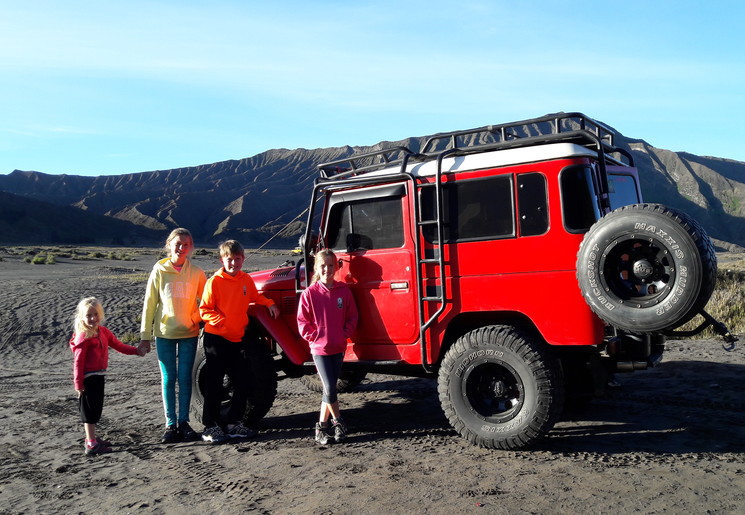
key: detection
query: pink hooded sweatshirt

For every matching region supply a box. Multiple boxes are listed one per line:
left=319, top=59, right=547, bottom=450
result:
left=297, top=280, right=358, bottom=356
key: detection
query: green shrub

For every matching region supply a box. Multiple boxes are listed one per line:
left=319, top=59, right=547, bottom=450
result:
left=119, top=331, right=140, bottom=345
left=678, top=269, right=745, bottom=337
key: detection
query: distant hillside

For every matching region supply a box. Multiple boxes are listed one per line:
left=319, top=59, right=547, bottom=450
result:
left=0, top=191, right=162, bottom=245
left=1, top=115, right=744, bottom=250
left=621, top=138, right=745, bottom=251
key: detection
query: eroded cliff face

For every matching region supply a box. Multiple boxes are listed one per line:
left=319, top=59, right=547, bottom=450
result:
left=625, top=138, right=745, bottom=250
left=2, top=123, right=744, bottom=249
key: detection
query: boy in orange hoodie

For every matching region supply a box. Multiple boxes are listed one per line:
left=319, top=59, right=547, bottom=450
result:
left=199, top=240, right=279, bottom=443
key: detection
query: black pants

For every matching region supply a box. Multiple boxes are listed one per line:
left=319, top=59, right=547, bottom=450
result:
left=79, top=375, right=105, bottom=424
left=202, top=332, right=249, bottom=428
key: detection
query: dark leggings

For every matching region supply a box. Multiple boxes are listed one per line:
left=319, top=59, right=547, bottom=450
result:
left=202, top=332, right=249, bottom=428
left=79, top=375, right=105, bottom=424
left=312, top=353, right=344, bottom=404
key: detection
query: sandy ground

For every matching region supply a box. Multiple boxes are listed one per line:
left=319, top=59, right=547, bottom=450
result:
left=0, top=248, right=744, bottom=514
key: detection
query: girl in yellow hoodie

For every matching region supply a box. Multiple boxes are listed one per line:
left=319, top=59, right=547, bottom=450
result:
left=140, top=228, right=206, bottom=444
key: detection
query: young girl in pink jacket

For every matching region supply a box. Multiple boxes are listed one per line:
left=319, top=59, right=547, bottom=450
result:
left=70, top=297, right=146, bottom=455
left=297, top=249, right=358, bottom=445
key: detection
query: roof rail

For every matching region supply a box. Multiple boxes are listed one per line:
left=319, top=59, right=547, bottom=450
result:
left=420, top=112, right=615, bottom=154
left=318, top=112, right=631, bottom=180
left=318, top=146, right=421, bottom=180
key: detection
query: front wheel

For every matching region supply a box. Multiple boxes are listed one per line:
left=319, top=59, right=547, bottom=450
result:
left=190, top=337, right=278, bottom=427
left=300, top=368, right=367, bottom=393
left=438, top=325, right=564, bottom=450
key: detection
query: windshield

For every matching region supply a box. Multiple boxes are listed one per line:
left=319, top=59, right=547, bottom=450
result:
left=608, top=172, right=641, bottom=209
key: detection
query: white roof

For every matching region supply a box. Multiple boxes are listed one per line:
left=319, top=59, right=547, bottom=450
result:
left=363, top=143, right=598, bottom=178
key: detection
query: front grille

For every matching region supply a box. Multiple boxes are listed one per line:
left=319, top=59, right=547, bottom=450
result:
left=282, top=296, right=297, bottom=315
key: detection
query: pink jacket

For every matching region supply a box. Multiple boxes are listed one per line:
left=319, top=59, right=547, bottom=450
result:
left=70, top=326, right=138, bottom=391
left=297, top=280, right=358, bottom=356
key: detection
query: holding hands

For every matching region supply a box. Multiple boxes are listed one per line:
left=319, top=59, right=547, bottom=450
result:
left=136, top=340, right=151, bottom=356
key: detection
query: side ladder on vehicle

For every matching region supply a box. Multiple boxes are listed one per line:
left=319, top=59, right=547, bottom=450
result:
left=411, top=150, right=455, bottom=373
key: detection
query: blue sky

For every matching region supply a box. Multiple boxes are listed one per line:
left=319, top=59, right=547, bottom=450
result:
left=1, top=1, right=743, bottom=176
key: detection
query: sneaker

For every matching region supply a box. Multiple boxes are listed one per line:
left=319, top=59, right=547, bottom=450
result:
left=225, top=422, right=258, bottom=439
left=95, top=437, right=112, bottom=447
left=201, top=425, right=229, bottom=444
left=178, top=422, right=200, bottom=441
left=85, top=440, right=112, bottom=456
left=331, top=418, right=347, bottom=443
left=161, top=425, right=179, bottom=444
left=314, top=422, right=331, bottom=446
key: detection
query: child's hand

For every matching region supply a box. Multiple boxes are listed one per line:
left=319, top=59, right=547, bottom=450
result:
left=268, top=304, right=280, bottom=319
left=136, top=340, right=150, bottom=356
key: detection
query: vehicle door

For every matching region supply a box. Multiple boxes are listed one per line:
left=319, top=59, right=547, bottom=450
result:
left=323, top=183, right=419, bottom=346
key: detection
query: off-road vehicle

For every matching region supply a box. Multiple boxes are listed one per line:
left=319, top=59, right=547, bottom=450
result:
left=191, top=112, right=736, bottom=449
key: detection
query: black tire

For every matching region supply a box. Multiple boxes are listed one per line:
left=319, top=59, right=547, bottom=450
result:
left=300, top=368, right=367, bottom=393
left=577, top=203, right=716, bottom=332
left=190, top=337, right=278, bottom=427
left=437, top=325, right=564, bottom=450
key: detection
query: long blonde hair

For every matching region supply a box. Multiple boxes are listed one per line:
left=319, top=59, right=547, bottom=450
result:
left=165, top=227, right=195, bottom=257
left=73, top=297, right=104, bottom=337
left=311, top=249, right=337, bottom=284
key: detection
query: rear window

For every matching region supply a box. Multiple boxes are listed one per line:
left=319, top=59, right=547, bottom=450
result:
left=560, top=165, right=642, bottom=232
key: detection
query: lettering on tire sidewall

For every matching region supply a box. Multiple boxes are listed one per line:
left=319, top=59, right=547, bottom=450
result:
left=582, top=224, right=691, bottom=318
left=453, top=350, right=530, bottom=435
left=454, top=348, right=504, bottom=378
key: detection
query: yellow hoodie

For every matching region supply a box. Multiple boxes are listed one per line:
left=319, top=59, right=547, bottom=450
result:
left=140, top=257, right=207, bottom=340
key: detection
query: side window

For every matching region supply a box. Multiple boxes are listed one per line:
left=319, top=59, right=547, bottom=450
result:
left=327, top=196, right=404, bottom=251
left=516, top=172, right=548, bottom=236
left=560, top=164, right=597, bottom=232
left=422, top=175, right=515, bottom=242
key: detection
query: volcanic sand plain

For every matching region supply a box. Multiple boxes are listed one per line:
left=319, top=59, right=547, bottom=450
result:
left=0, top=247, right=744, bottom=514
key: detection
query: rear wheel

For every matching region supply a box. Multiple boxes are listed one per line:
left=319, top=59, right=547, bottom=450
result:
left=577, top=203, right=716, bottom=332
left=438, top=325, right=564, bottom=450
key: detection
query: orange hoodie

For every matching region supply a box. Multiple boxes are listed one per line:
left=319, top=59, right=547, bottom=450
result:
left=200, top=268, right=275, bottom=342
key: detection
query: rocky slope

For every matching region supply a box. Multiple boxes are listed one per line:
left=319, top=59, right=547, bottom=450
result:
left=1, top=115, right=744, bottom=249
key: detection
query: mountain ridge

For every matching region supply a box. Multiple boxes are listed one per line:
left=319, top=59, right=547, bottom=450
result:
left=2, top=116, right=744, bottom=250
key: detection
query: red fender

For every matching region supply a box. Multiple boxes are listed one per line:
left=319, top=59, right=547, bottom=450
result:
left=249, top=304, right=311, bottom=365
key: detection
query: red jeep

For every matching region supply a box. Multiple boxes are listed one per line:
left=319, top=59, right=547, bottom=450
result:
left=190, top=113, right=735, bottom=449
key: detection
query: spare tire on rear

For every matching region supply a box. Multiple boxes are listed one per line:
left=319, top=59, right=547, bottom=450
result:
left=576, top=203, right=716, bottom=332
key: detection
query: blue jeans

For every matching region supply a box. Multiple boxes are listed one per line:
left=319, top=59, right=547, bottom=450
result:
left=156, top=336, right=198, bottom=427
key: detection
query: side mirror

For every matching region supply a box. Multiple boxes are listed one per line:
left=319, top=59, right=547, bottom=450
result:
left=346, top=233, right=362, bottom=253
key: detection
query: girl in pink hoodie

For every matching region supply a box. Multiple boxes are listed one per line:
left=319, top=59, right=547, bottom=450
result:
left=297, top=249, right=358, bottom=445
